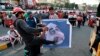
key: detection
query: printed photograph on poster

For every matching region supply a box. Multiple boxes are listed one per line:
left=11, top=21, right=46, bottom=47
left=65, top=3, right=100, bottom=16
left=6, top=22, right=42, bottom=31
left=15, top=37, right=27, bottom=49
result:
left=42, top=19, right=72, bottom=48
left=45, top=23, right=65, bottom=45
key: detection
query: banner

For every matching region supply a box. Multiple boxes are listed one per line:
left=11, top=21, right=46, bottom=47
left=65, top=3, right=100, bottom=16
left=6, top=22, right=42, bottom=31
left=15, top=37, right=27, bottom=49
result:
left=42, top=19, right=72, bottom=48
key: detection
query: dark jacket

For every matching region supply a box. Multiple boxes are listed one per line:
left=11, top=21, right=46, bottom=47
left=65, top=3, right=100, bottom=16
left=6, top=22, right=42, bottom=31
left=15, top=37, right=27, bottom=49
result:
left=14, top=19, right=43, bottom=46
left=92, top=35, right=100, bottom=51
left=26, top=17, right=37, bottom=28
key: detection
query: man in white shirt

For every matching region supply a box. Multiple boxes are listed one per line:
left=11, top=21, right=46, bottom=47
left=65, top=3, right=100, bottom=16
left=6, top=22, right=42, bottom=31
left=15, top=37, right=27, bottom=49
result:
left=49, top=7, right=58, bottom=19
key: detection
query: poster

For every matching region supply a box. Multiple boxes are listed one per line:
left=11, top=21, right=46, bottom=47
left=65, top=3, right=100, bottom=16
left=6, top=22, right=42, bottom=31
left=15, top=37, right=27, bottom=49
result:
left=42, top=19, right=72, bottom=48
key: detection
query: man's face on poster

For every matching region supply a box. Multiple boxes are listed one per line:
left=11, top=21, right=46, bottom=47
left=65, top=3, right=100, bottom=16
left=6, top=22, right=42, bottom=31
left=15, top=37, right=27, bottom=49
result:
left=47, top=23, right=59, bottom=35
left=45, top=23, right=65, bottom=45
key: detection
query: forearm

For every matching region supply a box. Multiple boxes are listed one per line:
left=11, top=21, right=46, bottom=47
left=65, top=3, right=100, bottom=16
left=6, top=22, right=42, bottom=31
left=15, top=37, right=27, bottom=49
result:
left=19, top=19, right=43, bottom=33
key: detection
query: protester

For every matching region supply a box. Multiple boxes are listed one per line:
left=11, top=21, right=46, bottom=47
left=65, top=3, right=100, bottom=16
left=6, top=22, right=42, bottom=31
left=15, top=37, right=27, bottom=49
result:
left=2, top=12, right=7, bottom=27
left=13, top=7, right=56, bottom=56
left=88, top=15, right=95, bottom=28
left=63, top=12, right=68, bottom=19
left=25, top=11, right=37, bottom=28
left=57, top=10, right=63, bottom=19
left=49, top=7, right=58, bottom=19
left=68, top=12, right=74, bottom=26
left=77, top=15, right=83, bottom=28
left=82, top=13, right=87, bottom=26
left=24, top=11, right=29, bottom=20
left=73, top=12, right=77, bottom=26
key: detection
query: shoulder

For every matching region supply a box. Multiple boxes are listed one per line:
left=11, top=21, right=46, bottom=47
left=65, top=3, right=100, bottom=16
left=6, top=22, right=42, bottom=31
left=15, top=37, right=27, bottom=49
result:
left=15, top=19, right=26, bottom=26
left=17, top=19, right=23, bottom=21
left=17, top=19, right=25, bottom=23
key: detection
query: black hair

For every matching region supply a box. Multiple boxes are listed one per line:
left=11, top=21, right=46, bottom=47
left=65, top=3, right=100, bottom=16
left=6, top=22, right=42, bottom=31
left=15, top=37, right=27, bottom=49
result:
left=49, top=7, right=54, bottom=10
left=15, top=11, right=24, bottom=17
left=15, top=12, right=19, bottom=17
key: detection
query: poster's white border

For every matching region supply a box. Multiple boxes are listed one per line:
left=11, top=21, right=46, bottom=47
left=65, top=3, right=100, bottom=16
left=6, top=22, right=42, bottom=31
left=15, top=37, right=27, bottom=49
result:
left=66, top=19, right=72, bottom=48
left=69, top=23, right=72, bottom=48
left=42, top=19, right=68, bottom=21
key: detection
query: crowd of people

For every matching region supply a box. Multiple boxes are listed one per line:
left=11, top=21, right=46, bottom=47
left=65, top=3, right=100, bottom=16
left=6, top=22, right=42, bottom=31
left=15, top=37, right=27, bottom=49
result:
left=0, top=7, right=97, bottom=28
left=23, top=7, right=96, bottom=28
left=0, top=6, right=99, bottom=56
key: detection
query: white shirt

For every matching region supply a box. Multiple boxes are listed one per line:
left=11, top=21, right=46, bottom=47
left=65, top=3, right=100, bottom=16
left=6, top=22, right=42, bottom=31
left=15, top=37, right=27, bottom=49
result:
left=73, top=15, right=77, bottom=18
left=49, top=14, right=58, bottom=19
left=68, top=15, right=73, bottom=18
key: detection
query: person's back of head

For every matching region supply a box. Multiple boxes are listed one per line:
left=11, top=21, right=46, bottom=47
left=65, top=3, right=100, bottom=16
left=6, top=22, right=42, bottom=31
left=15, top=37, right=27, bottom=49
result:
left=13, top=7, right=25, bottom=19
left=27, top=11, right=32, bottom=15
left=49, top=7, right=54, bottom=11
